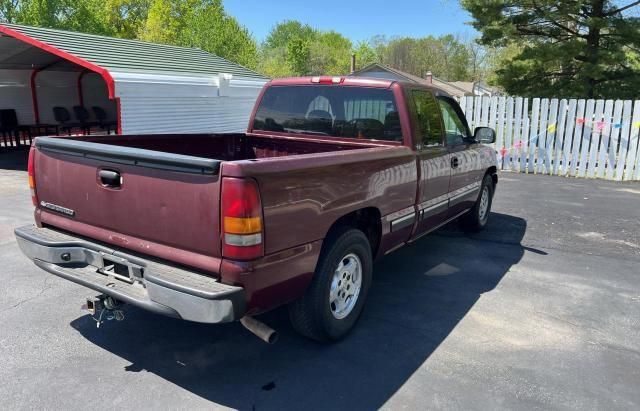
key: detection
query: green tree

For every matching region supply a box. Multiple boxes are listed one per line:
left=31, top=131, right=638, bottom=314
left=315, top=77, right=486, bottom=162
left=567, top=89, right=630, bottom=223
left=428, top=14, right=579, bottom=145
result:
left=260, top=20, right=317, bottom=76
left=264, top=20, right=316, bottom=49
left=374, top=34, right=473, bottom=81
left=99, top=0, right=150, bottom=39
left=179, top=0, right=258, bottom=69
left=138, top=0, right=182, bottom=44
left=437, top=34, right=471, bottom=80
left=482, top=43, right=524, bottom=86
left=286, top=35, right=312, bottom=74
left=308, top=31, right=352, bottom=75
left=139, top=0, right=258, bottom=69
left=260, top=21, right=356, bottom=77
left=461, top=0, right=640, bottom=98
left=258, top=46, right=294, bottom=78
left=2, top=0, right=258, bottom=70
left=352, top=41, right=378, bottom=70
left=7, top=0, right=112, bottom=34
left=0, top=0, right=20, bottom=22
left=2, top=0, right=150, bottom=38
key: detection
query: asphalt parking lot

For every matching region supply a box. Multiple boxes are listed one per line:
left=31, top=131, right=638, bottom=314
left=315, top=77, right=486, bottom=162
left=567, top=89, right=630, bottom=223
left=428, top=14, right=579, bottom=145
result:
left=1, top=148, right=639, bottom=410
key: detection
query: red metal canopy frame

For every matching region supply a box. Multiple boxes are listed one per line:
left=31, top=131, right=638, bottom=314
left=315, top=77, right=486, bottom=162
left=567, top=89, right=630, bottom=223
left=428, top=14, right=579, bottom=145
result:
left=0, top=25, right=121, bottom=133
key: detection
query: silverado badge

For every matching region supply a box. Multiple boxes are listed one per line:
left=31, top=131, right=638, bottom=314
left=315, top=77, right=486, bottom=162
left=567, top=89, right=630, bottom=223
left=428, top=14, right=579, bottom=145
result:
left=40, top=201, right=75, bottom=217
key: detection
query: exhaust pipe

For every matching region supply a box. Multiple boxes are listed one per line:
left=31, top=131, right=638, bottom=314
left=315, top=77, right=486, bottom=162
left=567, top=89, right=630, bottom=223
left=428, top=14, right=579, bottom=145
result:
left=240, top=316, right=278, bottom=344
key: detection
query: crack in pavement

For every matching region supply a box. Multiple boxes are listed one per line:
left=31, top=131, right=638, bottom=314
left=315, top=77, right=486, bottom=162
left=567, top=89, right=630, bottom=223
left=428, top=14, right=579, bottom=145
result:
left=0, top=276, right=54, bottom=314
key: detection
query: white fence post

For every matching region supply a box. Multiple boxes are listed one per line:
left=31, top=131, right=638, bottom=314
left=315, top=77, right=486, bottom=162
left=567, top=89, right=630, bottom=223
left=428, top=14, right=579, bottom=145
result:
left=614, top=100, right=632, bottom=181
left=567, top=100, right=586, bottom=177
left=578, top=100, right=595, bottom=178
left=560, top=99, right=576, bottom=176
left=623, top=101, right=640, bottom=180
left=554, top=99, right=568, bottom=175
left=528, top=98, right=540, bottom=173
left=606, top=100, right=624, bottom=180
left=519, top=98, right=529, bottom=172
left=496, top=97, right=506, bottom=169
left=536, top=98, right=549, bottom=173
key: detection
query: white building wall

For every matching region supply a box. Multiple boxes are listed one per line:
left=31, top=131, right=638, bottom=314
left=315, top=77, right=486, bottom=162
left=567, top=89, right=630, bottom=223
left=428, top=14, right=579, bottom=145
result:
left=0, top=69, right=34, bottom=125
left=112, top=72, right=267, bottom=134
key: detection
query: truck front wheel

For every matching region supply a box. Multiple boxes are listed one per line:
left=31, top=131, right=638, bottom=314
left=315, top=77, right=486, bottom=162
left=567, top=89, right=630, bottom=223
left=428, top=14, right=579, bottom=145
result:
left=461, top=173, right=494, bottom=232
left=289, top=228, right=372, bottom=342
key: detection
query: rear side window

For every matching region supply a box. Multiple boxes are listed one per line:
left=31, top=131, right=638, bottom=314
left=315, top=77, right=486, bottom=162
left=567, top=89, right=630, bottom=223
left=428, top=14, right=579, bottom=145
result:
left=253, top=85, right=402, bottom=142
left=411, top=90, right=443, bottom=147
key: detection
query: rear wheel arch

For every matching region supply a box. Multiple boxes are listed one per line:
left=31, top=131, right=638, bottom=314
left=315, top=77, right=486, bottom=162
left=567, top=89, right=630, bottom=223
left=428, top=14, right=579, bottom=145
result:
left=289, top=227, right=373, bottom=342
left=291, top=208, right=380, bottom=316
left=323, top=207, right=382, bottom=259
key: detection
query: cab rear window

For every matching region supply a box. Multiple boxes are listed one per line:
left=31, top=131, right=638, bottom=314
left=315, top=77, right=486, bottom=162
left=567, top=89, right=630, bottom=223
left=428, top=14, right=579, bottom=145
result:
left=252, top=85, right=402, bottom=142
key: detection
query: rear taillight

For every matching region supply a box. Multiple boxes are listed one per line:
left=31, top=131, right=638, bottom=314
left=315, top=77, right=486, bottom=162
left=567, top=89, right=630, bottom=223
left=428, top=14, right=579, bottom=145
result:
left=27, top=147, right=38, bottom=206
left=221, top=177, right=264, bottom=260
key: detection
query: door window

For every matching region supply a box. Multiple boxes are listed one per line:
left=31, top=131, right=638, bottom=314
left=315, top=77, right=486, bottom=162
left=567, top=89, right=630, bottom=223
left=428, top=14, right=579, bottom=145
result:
left=438, top=98, right=470, bottom=146
left=411, top=90, right=443, bottom=148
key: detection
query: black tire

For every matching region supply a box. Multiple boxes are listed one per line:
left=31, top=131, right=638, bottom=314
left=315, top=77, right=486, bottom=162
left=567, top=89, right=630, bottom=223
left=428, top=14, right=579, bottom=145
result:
left=288, top=227, right=372, bottom=342
left=461, top=173, right=494, bottom=232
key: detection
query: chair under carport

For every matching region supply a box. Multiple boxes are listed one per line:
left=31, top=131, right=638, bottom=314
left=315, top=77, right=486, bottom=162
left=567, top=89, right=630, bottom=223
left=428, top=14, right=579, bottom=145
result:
left=0, top=26, right=117, bottom=151
left=0, top=22, right=269, bottom=151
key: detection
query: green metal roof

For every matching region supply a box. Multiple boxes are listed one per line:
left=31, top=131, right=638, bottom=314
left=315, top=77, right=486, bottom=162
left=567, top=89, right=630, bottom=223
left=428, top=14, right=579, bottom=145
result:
left=0, top=23, right=267, bottom=80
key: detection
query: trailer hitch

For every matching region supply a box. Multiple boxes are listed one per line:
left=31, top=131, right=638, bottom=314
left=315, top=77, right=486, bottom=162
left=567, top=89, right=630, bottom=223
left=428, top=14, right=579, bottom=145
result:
left=84, top=295, right=125, bottom=328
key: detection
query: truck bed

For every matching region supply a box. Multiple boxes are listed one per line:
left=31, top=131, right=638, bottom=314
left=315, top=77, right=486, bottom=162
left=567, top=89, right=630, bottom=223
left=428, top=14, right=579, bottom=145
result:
left=78, top=133, right=364, bottom=161
left=31, top=133, right=396, bottom=276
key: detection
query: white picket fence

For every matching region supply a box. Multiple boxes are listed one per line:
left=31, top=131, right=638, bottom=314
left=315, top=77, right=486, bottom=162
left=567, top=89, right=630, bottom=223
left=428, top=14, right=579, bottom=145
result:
left=459, top=96, right=640, bottom=181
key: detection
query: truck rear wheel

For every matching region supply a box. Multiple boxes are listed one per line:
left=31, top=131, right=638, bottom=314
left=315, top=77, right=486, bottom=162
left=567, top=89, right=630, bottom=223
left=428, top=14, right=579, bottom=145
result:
left=289, top=228, right=372, bottom=342
left=461, top=173, right=494, bottom=232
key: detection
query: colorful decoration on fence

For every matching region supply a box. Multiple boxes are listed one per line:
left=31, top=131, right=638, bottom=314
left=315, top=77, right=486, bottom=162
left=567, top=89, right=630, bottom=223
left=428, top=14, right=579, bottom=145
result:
left=573, top=118, right=640, bottom=129
left=532, top=117, right=640, bottom=133
left=472, top=106, right=640, bottom=161
left=495, top=115, right=640, bottom=160
left=458, top=96, right=640, bottom=181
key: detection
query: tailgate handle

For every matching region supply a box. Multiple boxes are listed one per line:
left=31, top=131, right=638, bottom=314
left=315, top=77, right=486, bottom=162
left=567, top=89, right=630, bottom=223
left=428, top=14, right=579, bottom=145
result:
left=99, top=169, right=121, bottom=188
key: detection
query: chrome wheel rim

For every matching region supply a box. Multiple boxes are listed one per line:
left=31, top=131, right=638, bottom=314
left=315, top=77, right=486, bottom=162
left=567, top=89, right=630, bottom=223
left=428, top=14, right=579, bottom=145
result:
left=478, top=186, right=490, bottom=223
left=329, top=253, right=362, bottom=320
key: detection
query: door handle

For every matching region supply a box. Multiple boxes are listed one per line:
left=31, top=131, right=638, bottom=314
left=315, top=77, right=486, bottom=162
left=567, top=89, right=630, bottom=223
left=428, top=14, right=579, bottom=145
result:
left=99, top=169, right=121, bottom=188
left=451, top=157, right=459, bottom=169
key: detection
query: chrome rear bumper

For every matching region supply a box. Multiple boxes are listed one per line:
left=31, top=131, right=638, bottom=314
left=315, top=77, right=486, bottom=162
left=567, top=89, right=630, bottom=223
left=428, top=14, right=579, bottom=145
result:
left=15, top=225, right=245, bottom=323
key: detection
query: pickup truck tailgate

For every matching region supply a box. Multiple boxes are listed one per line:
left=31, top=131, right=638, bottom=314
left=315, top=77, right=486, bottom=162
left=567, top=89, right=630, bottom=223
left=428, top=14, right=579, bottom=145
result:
left=33, top=138, right=223, bottom=271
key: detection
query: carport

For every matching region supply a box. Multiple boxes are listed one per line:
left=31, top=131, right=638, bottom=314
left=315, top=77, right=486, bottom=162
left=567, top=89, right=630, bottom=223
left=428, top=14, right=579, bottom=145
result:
left=0, top=23, right=268, bottom=150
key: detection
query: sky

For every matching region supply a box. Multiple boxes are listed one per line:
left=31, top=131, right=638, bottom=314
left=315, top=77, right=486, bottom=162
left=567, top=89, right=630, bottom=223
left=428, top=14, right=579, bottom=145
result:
left=224, top=0, right=477, bottom=43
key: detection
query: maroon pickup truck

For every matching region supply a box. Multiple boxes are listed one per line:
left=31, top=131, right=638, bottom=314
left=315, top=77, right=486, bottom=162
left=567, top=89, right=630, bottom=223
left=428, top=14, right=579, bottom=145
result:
left=15, top=76, right=497, bottom=343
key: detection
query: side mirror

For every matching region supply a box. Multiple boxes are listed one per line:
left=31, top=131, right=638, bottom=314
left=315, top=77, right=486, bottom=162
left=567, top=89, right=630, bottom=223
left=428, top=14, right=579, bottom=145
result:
left=474, top=127, right=496, bottom=144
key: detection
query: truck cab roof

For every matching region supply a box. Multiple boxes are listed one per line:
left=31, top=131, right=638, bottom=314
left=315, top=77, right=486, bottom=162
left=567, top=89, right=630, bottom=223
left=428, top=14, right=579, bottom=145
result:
left=268, top=76, right=454, bottom=99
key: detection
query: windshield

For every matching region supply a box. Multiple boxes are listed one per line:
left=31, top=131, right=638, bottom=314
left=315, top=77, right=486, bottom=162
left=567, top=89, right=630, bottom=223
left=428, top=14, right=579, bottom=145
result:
left=252, top=85, right=402, bottom=142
